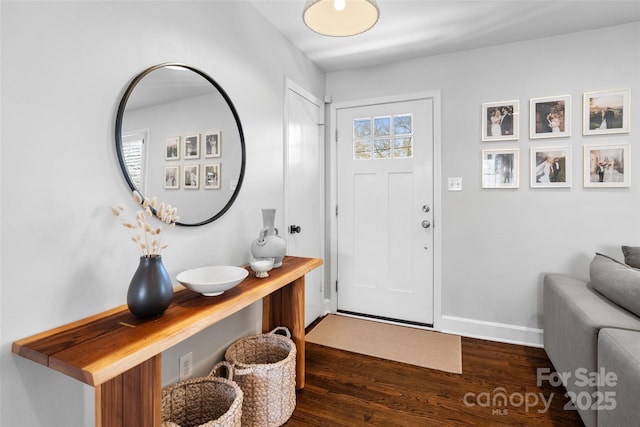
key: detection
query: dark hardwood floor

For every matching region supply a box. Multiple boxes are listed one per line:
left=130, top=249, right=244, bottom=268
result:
left=286, top=326, right=584, bottom=426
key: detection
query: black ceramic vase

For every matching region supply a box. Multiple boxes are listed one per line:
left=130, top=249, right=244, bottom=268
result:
left=127, top=255, right=173, bottom=318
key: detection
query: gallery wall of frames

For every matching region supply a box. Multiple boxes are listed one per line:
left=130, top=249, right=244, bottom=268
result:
left=480, top=89, right=631, bottom=189
left=163, top=130, right=222, bottom=191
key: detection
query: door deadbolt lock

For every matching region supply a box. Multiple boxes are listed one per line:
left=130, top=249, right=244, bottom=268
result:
left=421, top=220, right=431, bottom=229
left=422, top=205, right=430, bottom=213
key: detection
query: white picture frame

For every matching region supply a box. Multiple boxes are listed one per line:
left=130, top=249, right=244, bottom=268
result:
left=164, top=165, right=179, bottom=189
left=165, top=136, right=180, bottom=160
left=204, top=130, right=221, bottom=158
left=183, top=164, right=200, bottom=189
left=583, top=144, right=630, bottom=188
left=203, top=163, right=221, bottom=189
left=482, top=148, right=519, bottom=188
left=583, top=89, right=630, bottom=135
left=530, top=95, right=571, bottom=139
left=530, top=146, right=572, bottom=188
left=481, top=100, right=519, bottom=142
left=183, top=133, right=200, bottom=159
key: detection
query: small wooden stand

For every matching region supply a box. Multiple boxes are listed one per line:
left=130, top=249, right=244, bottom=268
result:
left=12, top=256, right=323, bottom=427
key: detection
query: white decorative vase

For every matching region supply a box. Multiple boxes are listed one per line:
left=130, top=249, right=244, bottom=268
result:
left=250, top=209, right=286, bottom=267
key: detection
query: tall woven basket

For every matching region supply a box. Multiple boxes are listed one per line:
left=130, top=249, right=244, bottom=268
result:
left=161, top=361, right=243, bottom=427
left=225, top=326, right=296, bottom=427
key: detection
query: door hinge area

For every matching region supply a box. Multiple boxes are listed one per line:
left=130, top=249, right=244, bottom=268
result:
left=335, top=129, right=338, bottom=142
left=335, top=205, right=338, bottom=217
left=335, top=280, right=338, bottom=292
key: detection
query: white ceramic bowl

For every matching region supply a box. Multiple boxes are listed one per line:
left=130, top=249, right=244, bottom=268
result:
left=176, top=266, right=249, bottom=296
left=249, top=258, right=275, bottom=278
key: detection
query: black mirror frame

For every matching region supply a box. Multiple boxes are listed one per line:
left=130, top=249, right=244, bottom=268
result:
left=115, top=63, right=246, bottom=227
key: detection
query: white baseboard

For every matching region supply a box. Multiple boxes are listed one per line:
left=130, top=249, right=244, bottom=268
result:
left=323, top=298, right=332, bottom=316
left=439, top=315, right=544, bottom=348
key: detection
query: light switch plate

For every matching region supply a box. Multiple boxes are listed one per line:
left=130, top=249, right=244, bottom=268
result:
left=448, top=177, right=462, bottom=191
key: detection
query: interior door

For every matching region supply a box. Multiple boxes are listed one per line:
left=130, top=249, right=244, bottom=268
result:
left=336, top=98, right=434, bottom=325
left=285, top=81, right=325, bottom=327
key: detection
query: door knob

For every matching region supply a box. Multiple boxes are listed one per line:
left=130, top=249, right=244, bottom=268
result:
left=289, top=225, right=302, bottom=234
left=421, top=220, right=431, bottom=229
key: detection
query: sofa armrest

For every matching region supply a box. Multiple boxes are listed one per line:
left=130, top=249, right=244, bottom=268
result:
left=598, top=328, right=640, bottom=427
left=543, top=273, right=640, bottom=427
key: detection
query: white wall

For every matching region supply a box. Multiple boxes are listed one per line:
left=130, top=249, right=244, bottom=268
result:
left=0, top=1, right=324, bottom=426
left=327, top=22, right=640, bottom=346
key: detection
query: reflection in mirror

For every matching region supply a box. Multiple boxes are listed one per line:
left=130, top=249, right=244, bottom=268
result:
left=116, top=63, right=245, bottom=226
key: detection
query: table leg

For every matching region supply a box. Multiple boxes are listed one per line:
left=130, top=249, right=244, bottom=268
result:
left=262, top=276, right=305, bottom=389
left=96, top=355, right=162, bottom=427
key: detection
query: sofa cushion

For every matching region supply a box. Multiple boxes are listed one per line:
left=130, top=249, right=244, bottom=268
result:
left=590, top=253, right=640, bottom=317
left=621, top=245, right=640, bottom=268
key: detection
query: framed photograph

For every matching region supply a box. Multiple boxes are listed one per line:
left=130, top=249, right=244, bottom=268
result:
left=183, top=133, right=200, bottom=159
left=183, top=164, right=200, bottom=189
left=583, top=144, right=630, bottom=188
left=204, top=130, right=221, bottom=158
left=482, top=148, right=519, bottom=188
left=583, top=89, right=630, bottom=135
left=203, top=163, right=221, bottom=189
left=530, top=146, right=572, bottom=188
left=530, top=95, right=570, bottom=139
left=164, top=165, right=179, bottom=189
left=165, top=136, right=180, bottom=160
left=481, top=100, right=519, bottom=141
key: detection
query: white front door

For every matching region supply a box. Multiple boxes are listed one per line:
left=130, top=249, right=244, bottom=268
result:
left=284, top=80, right=325, bottom=327
left=336, top=97, right=434, bottom=325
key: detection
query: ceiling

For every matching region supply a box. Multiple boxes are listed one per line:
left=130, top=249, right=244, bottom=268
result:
left=249, top=0, right=640, bottom=72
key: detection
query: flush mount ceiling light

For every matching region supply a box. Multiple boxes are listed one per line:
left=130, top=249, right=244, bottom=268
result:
left=303, top=0, right=380, bottom=37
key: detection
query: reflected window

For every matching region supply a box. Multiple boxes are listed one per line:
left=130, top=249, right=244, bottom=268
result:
left=122, top=130, right=148, bottom=191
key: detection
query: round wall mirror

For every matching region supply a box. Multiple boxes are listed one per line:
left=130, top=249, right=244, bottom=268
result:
left=115, top=63, right=246, bottom=226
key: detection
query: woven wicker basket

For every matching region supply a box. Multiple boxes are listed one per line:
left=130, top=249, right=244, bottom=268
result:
left=225, top=326, right=296, bottom=427
left=161, top=361, right=243, bottom=427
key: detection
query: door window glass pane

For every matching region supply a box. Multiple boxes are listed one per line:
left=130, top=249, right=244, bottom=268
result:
left=374, top=139, right=391, bottom=158
left=354, top=140, right=372, bottom=159
left=354, top=118, right=371, bottom=139
left=394, top=114, right=412, bottom=135
left=374, top=116, right=391, bottom=137
left=394, top=137, right=413, bottom=158
left=353, top=114, right=413, bottom=160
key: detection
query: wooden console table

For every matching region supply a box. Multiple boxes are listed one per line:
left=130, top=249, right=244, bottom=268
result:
left=12, top=256, right=323, bottom=427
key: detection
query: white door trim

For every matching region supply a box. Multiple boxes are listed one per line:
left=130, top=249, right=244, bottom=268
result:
left=328, top=90, right=442, bottom=330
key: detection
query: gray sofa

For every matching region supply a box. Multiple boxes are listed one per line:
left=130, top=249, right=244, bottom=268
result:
left=544, top=251, right=640, bottom=427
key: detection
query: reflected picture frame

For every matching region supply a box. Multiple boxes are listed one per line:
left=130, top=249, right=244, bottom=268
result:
left=183, top=133, right=200, bottom=159
left=482, top=148, right=519, bottom=188
left=481, top=100, right=519, bottom=141
left=583, top=89, right=630, bottom=135
left=183, top=164, right=200, bottom=189
left=530, top=95, right=571, bottom=139
left=583, top=144, right=630, bottom=188
left=530, top=146, right=572, bottom=188
left=204, top=163, right=221, bottom=189
left=204, top=130, right=221, bottom=158
left=165, top=136, right=180, bottom=160
left=164, top=165, right=179, bottom=189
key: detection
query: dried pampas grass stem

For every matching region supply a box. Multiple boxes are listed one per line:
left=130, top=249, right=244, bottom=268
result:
left=112, top=191, right=180, bottom=257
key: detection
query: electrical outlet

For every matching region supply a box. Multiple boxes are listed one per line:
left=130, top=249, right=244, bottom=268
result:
left=179, top=352, right=193, bottom=381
